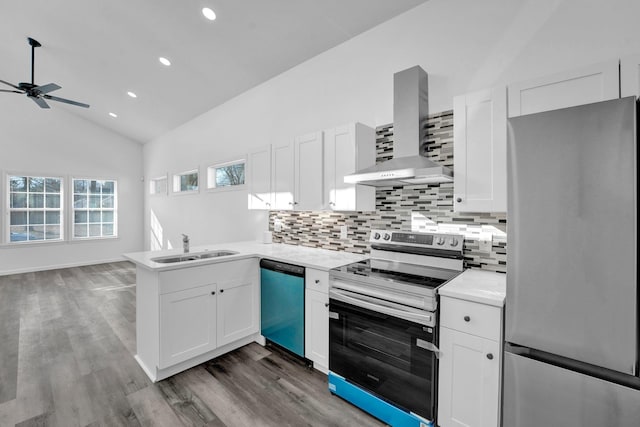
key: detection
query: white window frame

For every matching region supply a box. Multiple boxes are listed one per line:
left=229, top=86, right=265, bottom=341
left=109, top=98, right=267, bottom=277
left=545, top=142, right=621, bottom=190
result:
left=150, top=175, right=168, bottom=196
left=206, top=158, right=247, bottom=192
left=71, top=177, right=118, bottom=241
left=5, top=172, right=65, bottom=245
left=172, top=169, right=199, bottom=194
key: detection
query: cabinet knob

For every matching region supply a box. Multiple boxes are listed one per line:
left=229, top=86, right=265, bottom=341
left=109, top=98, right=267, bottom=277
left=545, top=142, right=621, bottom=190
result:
left=211, top=291, right=216, bottom=295
left=220, top=289, right=224, bottom=293
left=464, top=315, right=471, bottom=322
left=486, top=353, right=494, bottom=360
left=315, top=279, right=320, bottom=284
left=325, top=303, right=329, bottom=307
left=456, top=197, right=462, bottom=203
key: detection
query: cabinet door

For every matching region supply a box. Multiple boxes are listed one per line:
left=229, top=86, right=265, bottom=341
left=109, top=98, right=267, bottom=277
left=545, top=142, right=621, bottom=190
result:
left=438, top=327, right=500, bottom=427
left=217, top=278, right=258, bottom=347
left=508, top=60, right=619, bottom=117
left=271, top=143, right=295, bottom=210
left=159, top=284, right=217, bottom=369
left=453, top=87, right=507, bottom=212
left=247, top=145, right=272, bottom=210
left=304, top=289, right=329, bottom=373
left=294, top=131, right=324, bottom=210
left=621, top=54, right=640, bottom=97
left=324, top=123, right=375, bottom=211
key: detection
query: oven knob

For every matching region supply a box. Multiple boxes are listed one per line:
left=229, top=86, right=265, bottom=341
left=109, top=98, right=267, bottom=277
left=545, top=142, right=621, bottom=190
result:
left=383, top=233, right=391, bottom=241
left=373, top=232, right=381, bottom=240
left=450, top=238, right=459, bottom=247
left=436, top=237, right=445, bottom=245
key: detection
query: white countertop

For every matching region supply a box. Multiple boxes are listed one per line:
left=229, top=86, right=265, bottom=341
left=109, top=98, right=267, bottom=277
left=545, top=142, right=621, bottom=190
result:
left=123, top=241, right=369, bottom=272
left=438, top=269, right=506, bottom=307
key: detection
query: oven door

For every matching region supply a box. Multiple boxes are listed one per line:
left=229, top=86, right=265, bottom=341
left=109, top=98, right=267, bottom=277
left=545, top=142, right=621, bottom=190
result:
left=329, top=290, right=438, bottom=421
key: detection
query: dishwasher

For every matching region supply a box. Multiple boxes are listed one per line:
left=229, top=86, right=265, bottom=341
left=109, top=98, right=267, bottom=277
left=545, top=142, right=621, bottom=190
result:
left=260, top=259, right=305, bottom=358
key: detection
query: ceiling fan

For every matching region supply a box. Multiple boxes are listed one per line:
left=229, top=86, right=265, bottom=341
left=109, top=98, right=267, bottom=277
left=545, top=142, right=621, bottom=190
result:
left=0, top=37, right=89, bottom=109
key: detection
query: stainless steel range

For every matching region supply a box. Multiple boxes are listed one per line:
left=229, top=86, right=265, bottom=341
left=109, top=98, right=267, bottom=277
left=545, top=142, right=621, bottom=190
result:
left=328, top=229, right=464, bottom=427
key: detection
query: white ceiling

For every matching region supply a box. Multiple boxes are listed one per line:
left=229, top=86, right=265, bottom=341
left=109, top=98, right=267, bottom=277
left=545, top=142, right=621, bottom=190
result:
left=1, top=0, right=428, bottom=144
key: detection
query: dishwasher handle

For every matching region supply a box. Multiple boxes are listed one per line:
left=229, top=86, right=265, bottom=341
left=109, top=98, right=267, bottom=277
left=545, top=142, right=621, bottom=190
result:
left=259, top=259, right=305, bottom=277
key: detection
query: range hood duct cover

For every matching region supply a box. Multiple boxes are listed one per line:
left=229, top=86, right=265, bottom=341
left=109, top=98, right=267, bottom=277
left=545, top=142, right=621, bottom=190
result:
left=344, top=66, right=453, bottom=187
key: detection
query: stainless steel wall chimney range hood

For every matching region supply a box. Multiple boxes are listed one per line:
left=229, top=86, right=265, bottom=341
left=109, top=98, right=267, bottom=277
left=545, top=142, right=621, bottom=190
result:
left=344, top=66, right=453, bottom=187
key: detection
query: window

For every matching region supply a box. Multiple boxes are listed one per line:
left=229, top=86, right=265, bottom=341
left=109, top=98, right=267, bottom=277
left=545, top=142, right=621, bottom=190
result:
left=72, top=179, right=117, bottom=239
left=150, top=176, right=168, bottom=195
left=173, top=170, right=199, bottom=193
left=207, top=159, right=246, bottom=190
left=8, top=175, right=63, bottom=242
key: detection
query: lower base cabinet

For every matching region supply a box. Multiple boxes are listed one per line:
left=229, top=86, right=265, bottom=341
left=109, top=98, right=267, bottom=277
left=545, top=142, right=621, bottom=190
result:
left=305, top=268, right=329, bottom=373
left=136, top=258, right=260, bottom=381
left=438, top=296, right=504, bottom=427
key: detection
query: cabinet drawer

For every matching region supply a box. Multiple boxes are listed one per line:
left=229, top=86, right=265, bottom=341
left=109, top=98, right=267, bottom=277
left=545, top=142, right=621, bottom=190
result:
left=440, top=296, right=501, bottom=341
left=305, top=268, right=329, bottom=294
left=159, top=258, right=257, bottom=294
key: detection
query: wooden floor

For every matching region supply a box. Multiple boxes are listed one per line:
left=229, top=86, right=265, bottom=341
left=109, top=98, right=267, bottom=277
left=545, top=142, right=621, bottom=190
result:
left=0, top=261, right=385, bottom=427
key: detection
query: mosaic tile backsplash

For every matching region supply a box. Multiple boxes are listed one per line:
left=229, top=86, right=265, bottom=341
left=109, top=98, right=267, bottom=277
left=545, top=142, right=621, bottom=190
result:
left=269, top=110, right=507, bottom=272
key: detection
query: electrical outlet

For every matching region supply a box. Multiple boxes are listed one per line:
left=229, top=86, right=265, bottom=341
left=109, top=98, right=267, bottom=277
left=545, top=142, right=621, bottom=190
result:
left=274, top=219, right=282, bottom=232
left=340, top=225, right=348, bottom=240
left=478, top=232, right=492, bottom=252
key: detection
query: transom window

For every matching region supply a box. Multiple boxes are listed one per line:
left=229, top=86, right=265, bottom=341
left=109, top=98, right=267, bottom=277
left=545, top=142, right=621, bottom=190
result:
left=72, top=179, right=117, bottom=239
left=173, top=170, right=199, bottom=193
left=8, top=175, right=63, bottom=242
left=207, top=159, right=246, bottom=190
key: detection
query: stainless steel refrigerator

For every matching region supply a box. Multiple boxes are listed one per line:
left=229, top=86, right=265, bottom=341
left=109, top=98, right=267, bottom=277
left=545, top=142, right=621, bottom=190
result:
left=504, top=96, right=640, bottom=426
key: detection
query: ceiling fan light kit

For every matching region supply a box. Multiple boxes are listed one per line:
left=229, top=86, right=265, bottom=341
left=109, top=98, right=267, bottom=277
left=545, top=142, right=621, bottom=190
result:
left=0, top=37, right=90, bottom=109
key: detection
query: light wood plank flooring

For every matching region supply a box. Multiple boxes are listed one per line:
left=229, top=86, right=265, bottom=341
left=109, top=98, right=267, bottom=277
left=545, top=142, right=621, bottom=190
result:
left=0, top=261, right=385, bottom=427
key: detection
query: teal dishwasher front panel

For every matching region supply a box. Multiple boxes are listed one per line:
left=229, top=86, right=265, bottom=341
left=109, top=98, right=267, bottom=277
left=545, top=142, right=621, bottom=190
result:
left=260, top=268, right=305, bottom=357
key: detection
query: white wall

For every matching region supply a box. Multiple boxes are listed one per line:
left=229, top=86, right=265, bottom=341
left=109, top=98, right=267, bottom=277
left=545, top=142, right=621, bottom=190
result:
left=0, top=96, right=144, bottom=274
left=144, top=0, right=640, bottom=250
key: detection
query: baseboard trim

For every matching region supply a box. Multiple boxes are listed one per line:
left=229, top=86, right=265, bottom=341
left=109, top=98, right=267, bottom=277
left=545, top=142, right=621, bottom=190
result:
left=0, top=257, right=130, bottom=276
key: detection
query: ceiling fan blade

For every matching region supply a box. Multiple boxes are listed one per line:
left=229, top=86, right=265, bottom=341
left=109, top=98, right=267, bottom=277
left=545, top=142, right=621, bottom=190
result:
left=29, top=95, right=50, bottom=109
left=0, top=89, right=23, bottom=94
left=43, top=94, right=89, bottom=108
left=35, top=83, right=61, bottom=94
left=0, top=79, right=22, bottom=90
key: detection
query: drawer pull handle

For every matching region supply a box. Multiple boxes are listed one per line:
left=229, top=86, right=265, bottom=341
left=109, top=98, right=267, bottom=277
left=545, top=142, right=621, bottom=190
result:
left=220, top=289, right=224, bottom=293
left=315, top=279, right=320, bottom=284
left=211, top=291, right=216, bottom=295
left=487, top=353, right=494, bottom=360
left=464, top=316, right=471, bottom=322
left=324, top=303, right=329, bottom=307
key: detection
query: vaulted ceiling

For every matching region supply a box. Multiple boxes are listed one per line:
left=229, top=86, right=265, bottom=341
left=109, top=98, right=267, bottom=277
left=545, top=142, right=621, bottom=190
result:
left=1, top=0, right=428, bottom=143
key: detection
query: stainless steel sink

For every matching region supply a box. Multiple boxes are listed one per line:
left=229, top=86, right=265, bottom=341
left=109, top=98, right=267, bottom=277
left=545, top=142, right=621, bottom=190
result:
left=151, top=250, right=238, bottom=264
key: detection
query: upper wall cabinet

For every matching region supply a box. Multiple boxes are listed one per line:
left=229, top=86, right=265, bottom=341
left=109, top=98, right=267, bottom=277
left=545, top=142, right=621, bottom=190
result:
left=271, top=142, right=295, bottom=210
left=453, top=87, right=507, bottom=213
left=621, top=54, right=640, bottom=97
left=247, top=145, right=272, bottom=210
left=507, top=60, right=619, bottom=117
left=323, top=123, right=375, bottom=212
left=294, top=131, right=324, bottom=211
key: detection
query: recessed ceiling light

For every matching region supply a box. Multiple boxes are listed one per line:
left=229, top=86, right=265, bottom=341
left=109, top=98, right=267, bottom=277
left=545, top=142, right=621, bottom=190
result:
left=127, top=91, right=137, bottom=98
left=159, top=57, right=171, bottom=66
left=109, top=112, right=118, bottom=118
left=202, top=7, right=216, bottom=20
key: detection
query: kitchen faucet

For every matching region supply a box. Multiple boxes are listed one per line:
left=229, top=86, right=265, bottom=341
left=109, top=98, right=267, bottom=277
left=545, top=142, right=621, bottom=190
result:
left=182, top=234, right=189, bottom=253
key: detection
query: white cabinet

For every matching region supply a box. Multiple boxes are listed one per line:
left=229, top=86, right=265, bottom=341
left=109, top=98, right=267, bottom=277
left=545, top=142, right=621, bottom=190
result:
left=159, top=284, right=217, bottom=368
left=217, top=277, right=259, bottom=347
left=271, top=143, right=295, bottom=210
left=508, top=60, right=619, bottom=117
left=305, top=268, right=329, bottom=373
left=438, top=296, right=503, bottom=427
left=323, top=123, right=375, bottom=211
left=247, top=145, right=272, bottom=210
left=621, top=54, right=640, bottom=97
left=136, top=258, right=260, bottom=381
left=294, top=131, right=324, bottom=210
left=453, top=87, right=507, bottom=212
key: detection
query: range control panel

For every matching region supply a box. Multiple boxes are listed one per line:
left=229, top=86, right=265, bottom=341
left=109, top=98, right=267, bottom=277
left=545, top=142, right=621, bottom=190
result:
left=369, top=229, right=464, bottom=249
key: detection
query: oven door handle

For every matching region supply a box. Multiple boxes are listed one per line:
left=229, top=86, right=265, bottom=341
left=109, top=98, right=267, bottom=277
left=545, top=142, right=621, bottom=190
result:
left=416, top=338, right=442, bottom=359
left=329, top=289, right=433, bottom=326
